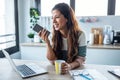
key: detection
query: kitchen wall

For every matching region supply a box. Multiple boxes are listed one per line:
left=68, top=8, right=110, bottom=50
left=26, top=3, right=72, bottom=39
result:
left=18, top=0, right=31, bottom=43
left=11, top=0, right=30, bottom=58
left=19, top=16, right=120, bottom=43
left=78, top=16, right=120, bottom=41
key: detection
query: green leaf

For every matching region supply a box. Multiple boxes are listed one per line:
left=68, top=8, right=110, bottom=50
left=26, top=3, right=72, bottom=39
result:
left=27, top=33, right=34, bottom=38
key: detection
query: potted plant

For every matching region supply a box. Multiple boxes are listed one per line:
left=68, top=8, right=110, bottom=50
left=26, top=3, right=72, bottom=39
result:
left=27, top=32, right=34, bottom=42
left=27, top=8, right=40, bottom=42
left=30, top=8, right=40, bottom=28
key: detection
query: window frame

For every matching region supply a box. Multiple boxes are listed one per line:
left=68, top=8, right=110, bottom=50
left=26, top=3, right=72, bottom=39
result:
left=38, top=0, right=116, bottom=16
left=70, top=0, right=75, bottom=11
left=0, top=0, right=19, bottom=58
left=107, top=0, right=116, bottom=15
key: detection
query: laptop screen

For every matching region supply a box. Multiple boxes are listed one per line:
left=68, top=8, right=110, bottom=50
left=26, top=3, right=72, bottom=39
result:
left=2, top=49, right=18, bottom=72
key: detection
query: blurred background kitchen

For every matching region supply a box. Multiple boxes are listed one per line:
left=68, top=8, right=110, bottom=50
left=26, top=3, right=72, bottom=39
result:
left=0, top=0, right=120, bottom=65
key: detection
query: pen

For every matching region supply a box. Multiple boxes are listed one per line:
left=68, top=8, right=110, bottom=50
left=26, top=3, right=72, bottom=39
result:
left=79, top=74, right=93, bottom=80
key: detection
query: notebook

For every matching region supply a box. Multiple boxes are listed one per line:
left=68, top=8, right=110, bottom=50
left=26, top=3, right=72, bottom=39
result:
left=2, top=49, right=48, bottom=78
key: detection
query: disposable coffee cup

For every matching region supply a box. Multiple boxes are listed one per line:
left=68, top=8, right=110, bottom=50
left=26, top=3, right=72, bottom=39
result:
left=55, top=60, right=65, bottom=74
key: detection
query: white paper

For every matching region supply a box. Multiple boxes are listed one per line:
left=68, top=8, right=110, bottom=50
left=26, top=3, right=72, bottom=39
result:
left=108, top=69, right=120, bottom=77
left=69, top=69, right=108, bottom=80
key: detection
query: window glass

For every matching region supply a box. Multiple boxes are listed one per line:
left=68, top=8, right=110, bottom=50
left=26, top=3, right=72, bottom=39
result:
left=75, top=0, right=108, bottom=16
left=41, top=0, right=70, bottom=16
left=0, top=0, right=16, bottom=50
left=115, top=0, right=120, bottom=15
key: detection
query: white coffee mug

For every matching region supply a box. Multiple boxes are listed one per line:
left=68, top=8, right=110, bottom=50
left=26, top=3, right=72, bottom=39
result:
left=54, top=60, right=65, bottom=74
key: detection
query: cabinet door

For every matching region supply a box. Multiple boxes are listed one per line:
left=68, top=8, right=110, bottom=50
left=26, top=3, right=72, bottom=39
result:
left=21, top=46, right=48, bottom=61
left=86, top=48, right=120, bottom=65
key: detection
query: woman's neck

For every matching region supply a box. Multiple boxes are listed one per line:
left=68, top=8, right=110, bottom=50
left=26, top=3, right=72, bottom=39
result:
left=60, top=29, right=68, bottom=38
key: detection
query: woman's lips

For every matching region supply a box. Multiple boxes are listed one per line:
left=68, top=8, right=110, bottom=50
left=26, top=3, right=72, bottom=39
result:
left=54, top=24, right=59, bottom=28
left=54, top=24, right=59, bottom=30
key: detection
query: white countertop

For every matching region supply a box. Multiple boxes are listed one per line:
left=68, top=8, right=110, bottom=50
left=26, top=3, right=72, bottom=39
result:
left=87, top=44, right=120, bottom=49
left=20, top=42, right=47, bottom=47
left=20, top=42, right=120, bottom=49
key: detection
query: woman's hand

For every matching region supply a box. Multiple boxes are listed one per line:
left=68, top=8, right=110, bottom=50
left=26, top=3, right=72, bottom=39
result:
left=61, top=62, right=72, bottom=74
left=38, top=29, right=50, bottom=43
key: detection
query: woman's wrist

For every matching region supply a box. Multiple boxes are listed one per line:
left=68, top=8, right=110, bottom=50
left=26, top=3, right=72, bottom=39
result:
left=69, top=60, right=81, bottom=70
left=45, top=39, right=50, bottom=44
left=75, top=60, right=81, bottom=66
left=69, top=63, right=73, bottom=70
left=46, top=41, right=51, bottom=47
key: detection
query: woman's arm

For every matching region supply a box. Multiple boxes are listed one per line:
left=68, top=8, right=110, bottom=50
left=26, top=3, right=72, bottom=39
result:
left=46, top=42, right=57, bottom=63
left=69, top=56, right=86, bottom=69
left=38, top=29, right=57, bottom=63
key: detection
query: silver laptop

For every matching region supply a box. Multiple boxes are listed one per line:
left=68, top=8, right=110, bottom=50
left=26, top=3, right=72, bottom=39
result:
left=2, top=49, right=48, bottom=78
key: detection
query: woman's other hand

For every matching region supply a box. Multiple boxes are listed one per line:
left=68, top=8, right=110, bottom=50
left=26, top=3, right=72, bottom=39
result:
left=61, top=62, right=72, bottom=74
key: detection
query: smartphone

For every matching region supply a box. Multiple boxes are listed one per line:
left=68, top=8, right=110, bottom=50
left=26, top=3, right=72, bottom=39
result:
left=33, top=24, right=50, bottom=35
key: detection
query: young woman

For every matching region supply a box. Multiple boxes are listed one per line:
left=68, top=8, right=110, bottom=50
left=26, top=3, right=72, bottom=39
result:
left=39, top=3, right=86, bottom=74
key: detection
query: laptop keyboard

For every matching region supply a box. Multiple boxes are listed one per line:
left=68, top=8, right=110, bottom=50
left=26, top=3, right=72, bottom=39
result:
left=17, top=64, right=36, bottom=76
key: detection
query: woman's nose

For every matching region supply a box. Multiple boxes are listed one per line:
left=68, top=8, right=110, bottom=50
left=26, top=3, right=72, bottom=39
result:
left=52, top=18, right=56, bottom=23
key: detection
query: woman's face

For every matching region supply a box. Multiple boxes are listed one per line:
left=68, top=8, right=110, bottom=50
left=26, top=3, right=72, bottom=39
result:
left=52, top=9, right=68, bottom=31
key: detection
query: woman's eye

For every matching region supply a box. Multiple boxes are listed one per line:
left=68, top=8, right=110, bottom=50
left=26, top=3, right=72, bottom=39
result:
left=51, top=15, right=61, bottom=19
left=55, top=16, right=60, bottom=18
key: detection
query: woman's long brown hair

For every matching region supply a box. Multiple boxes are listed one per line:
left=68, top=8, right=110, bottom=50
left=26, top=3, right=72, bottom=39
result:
left=52, top=3, right=82, bottom=63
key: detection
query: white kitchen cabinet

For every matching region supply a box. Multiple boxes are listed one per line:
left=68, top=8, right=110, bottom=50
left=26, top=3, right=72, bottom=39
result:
left=20, top=43, right=120, bottom=65
left=20, top=43, right=48, bottom=61
left=86, top=45, right=120, bottom=65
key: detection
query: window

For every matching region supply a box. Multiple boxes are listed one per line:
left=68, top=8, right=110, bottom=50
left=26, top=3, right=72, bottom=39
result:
left=40, top=0, right=116, bottom=16
left=75, top=0, right=108, bottom=16
left=0, top=0, right=19, bottom=57
left=115, top=0, right=120, bottom=15
left=41, top=0, right=70, bottom=16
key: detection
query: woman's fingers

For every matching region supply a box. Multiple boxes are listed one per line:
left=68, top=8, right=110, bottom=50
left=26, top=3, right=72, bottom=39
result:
left=43, top=29, right=49, bottom=40
left=38, top=30, right=42, bottom=36
left=38, top=29, right=49, bottom=43
left=61, top=62, right=70, bottom=74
